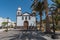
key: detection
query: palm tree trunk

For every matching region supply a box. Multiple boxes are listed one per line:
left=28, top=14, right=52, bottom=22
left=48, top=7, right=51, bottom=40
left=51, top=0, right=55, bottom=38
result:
left=44, top=0, right=51, bottom=33
left=55, top=12, right=58, bottom=25
left=39, top=12, right=42, bottom=31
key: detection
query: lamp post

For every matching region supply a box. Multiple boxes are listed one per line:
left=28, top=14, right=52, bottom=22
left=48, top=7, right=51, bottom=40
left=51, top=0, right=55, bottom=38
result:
left=6, top=17, right=9, bottom=32
left=49, top=7, right=56, bottom=39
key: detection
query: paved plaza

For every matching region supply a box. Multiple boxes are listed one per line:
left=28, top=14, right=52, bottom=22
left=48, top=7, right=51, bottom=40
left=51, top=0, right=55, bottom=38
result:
left=0, top=29, right=60, bottom=40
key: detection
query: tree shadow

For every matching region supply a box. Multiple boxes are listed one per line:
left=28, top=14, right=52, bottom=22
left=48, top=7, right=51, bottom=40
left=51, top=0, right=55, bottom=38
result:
left=9, top=31, right=47, bottom=40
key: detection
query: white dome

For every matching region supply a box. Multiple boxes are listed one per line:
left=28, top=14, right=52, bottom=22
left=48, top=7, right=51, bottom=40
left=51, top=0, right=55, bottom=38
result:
left=18, top=7, right=21, bottom=11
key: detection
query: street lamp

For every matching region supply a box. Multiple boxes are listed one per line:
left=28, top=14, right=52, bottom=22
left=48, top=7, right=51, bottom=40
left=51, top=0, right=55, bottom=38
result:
left=49, top=7, right=56, bottom=39
left=6, top=17, right=9, bottom=32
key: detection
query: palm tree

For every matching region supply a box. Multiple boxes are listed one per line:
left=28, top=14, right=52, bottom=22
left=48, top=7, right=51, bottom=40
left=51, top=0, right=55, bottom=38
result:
left=51, top=0, right=60, bottom=12
left=51, top=0, right=60, bottom=26
left=31, top=0, right=44, bottom=31
left=44, top=0, right=51, bottom=33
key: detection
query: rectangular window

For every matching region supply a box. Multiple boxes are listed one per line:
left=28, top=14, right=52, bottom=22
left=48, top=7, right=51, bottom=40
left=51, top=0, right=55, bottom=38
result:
left=22, top=16, right=24, bottom=20
left=25, top=16, right=27, bottom=20
left=29, top=16, right=30, bottom=20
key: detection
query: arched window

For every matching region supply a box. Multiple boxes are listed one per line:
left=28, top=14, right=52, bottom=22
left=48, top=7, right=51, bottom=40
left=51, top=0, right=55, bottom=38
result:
left=18, top=12, right=20, bottom=15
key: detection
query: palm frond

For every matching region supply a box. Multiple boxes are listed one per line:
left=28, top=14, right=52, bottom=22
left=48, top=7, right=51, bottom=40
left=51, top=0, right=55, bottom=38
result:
left=32, top=2, right=44, bottom=11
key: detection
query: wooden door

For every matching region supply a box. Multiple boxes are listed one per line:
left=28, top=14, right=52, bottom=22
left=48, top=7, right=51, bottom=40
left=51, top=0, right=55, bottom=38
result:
left=24, top=21, right=28, bottom=30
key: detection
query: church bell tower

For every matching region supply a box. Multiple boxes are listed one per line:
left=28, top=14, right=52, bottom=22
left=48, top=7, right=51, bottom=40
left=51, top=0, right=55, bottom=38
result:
left=17, top=7, right=22, bottom=16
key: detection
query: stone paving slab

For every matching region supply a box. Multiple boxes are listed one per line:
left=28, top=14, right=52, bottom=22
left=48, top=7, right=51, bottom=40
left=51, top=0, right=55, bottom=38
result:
left=0, top=29, right=60, bottom=40
left=0, top=29, right=20, bottom=40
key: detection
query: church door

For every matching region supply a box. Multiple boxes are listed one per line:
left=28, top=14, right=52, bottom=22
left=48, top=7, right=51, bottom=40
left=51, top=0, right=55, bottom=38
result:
left=24, top=21, right=28, bottom=30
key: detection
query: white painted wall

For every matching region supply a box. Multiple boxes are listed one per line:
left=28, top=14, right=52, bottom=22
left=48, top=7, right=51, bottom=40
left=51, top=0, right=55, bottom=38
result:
left=17, top=15, right=36, bottom=27
left=17, top=16, right=23, bottom=26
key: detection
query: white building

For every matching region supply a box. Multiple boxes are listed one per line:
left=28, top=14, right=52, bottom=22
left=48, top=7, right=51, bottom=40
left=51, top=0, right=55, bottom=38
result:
left=0, top=17, right=15, bottom=27
left=16, top=7, right=36, bottom=29
left=0, top=17, right=4, bottom=27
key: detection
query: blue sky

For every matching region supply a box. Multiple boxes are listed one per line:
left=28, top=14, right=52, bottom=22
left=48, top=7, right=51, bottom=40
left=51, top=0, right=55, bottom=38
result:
left=0, top=0, right=53, bottom=22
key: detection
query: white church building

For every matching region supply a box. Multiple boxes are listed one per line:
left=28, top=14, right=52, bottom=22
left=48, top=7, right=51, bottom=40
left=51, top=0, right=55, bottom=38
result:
left=16, top=7, right=36, bottom=29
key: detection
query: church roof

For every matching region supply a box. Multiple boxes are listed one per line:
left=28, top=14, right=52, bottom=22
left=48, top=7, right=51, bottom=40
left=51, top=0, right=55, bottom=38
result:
left=23, top=12, right=30, bottom=15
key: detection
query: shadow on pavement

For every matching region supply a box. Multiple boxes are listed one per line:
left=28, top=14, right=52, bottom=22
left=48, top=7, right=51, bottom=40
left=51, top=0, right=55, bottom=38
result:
left=10, top=31, right=47, bottom=40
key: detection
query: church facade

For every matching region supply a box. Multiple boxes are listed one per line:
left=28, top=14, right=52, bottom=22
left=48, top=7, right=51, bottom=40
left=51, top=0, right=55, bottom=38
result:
left=16, top=7, right=36, bottom=29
